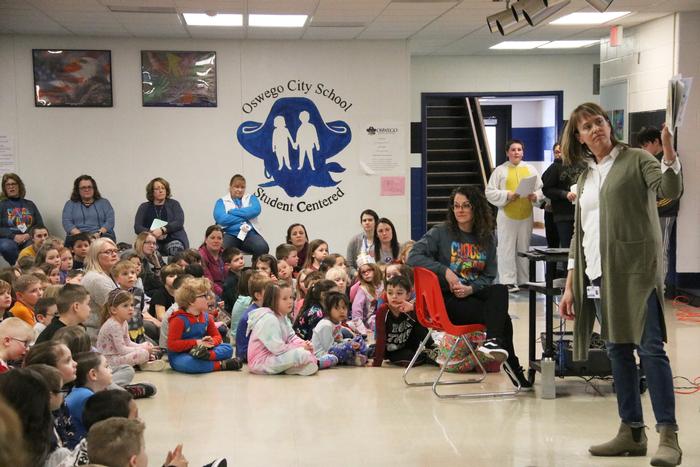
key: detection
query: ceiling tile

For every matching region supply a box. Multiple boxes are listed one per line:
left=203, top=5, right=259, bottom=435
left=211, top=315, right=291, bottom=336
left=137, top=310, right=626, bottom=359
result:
left=188, top=26, right=245, bottom=39
left=246, top=27, right=305, bottom=39
left=247, top=0, right=316, bottom=15
left=302, top=26, right=364, bottom=40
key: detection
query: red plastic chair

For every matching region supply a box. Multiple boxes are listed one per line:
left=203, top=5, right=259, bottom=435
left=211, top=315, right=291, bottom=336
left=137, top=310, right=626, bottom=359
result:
left=403, top=267, right=521, bottom=398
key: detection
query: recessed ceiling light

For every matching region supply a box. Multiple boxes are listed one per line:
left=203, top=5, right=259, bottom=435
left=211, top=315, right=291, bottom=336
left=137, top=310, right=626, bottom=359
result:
left=549, top=11, right=630, bottom=25
left=490, top=41, right=550, bottom=50
left=249, top=14, right=308, bottom=28
left=538, top=39, right=600, bottom=48
left=183, top=13, right=243, bottom=26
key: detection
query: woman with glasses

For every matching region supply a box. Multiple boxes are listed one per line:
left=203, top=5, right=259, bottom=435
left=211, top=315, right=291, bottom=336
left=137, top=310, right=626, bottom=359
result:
left=81, top=238, right=119, bottom=342
left=133, top=177, right=189, bottom=257
left=407, top=185, right=532, bottom=390
left=559, top=103, right=683, bottom=465
left=62, top=175, right=116, bottom=247
left=0, top=173, right=44, bottom=265
left=485, top=140, right=543, bottom=293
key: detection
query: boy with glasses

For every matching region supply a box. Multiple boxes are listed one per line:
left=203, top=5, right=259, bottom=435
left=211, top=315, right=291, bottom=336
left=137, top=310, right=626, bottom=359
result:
left=0, top=317, right=33, bottom=373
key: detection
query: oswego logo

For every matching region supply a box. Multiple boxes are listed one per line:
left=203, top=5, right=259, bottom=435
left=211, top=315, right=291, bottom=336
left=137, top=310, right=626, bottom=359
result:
left=237, top=83, right=353, bottom=213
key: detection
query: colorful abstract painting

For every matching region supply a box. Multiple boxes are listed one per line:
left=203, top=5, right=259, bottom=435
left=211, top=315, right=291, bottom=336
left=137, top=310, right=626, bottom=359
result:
left=32, top=49, right=112, bottom=107
left=141, top=51, right=217, bottom=107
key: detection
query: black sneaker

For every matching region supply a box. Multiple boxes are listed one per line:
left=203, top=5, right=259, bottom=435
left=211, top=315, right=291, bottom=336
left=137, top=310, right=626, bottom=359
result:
left=190, top=344, right=211, bottom=360
left=504, top=365, right=533, bottom=392
left=478, top=339, right=509, bottom=362
left=220, top=357, right=242, bottom=371
left=124, top=382, right=157, bottom=399
left=203, top=459, right=228, bottom=467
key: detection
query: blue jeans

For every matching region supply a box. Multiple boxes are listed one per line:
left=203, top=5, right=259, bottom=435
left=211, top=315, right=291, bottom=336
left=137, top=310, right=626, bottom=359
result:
left=223, top=230, right=269, bottom=257
left=594, top=290, right=677, bottom=430
left=0, top=237, right=29, bottom=265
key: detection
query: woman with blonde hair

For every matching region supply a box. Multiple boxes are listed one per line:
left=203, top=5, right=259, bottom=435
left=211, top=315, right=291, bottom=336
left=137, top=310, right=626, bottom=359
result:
left=81, top=238, right=119, bottom=342
left=133, top=231, right=163, bottom=295
left=558, top=102, right=683, bottom=465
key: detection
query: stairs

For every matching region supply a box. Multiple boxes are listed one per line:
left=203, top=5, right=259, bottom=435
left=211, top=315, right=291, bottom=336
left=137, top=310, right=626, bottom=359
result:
left=423, top=96, right=492, bottom=231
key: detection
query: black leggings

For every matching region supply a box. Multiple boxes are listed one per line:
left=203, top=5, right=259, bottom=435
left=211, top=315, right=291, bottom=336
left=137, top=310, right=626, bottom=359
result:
left=444, top=284, right=521, bottom=368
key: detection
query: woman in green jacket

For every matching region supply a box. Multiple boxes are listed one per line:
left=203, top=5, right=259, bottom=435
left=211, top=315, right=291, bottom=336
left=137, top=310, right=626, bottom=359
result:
left=559, top=103, right=683, bottom=466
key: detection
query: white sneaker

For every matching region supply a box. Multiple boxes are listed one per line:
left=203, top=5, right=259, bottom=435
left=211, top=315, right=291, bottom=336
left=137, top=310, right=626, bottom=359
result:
left=506, top=284, right=520, bottom=293
left=477, top=340, right=509, bottom=362
left=140, top=359, right=168, bottom=372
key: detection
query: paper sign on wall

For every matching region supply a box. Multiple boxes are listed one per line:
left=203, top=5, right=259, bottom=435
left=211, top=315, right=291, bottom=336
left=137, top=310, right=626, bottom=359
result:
left=0, top=134, right=16, bottom=174
left=380, top=176, right=405, bottom=196
left=360, top=122, right=403, bottom=174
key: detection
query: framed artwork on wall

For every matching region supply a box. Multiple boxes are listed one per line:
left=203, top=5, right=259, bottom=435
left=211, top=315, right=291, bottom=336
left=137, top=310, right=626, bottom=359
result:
left=32, top=49, right=113, bottom=107
left=141, top=50, right=217, bottom=107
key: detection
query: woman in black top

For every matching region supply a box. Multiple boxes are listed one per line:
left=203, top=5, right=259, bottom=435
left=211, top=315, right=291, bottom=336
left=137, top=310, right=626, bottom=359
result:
left=134, top=177, right=189, bottom=257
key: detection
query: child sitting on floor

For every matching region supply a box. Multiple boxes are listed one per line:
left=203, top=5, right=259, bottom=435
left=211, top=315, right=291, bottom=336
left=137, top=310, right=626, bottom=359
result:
left=9, top=274, right=42, bottom=326
left=65, top=351, right=113, bottom=440
left=96, top=289, right=165, bottom=372
left=293, top=279, right=338, bottom=341
left=372, top=275, right=433, bottom=367
left=33, top=296, right=57, bottom=338
left=247, top=281, right=318, bottom=376
left=351, top=255, right=383, bottom=337
left=0, top=317, right=33, bottom=373
left=234, top=272, right=271, bottom=362
left=311, top=291, right=367, bottom=368
left=222, top=247, right=245, bottom=315
left=167, top=277, right=241, bottom=373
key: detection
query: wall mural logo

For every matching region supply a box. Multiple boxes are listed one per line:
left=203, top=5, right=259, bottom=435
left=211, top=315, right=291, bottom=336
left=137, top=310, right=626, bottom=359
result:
left=237, top=83, right=353, bottom=212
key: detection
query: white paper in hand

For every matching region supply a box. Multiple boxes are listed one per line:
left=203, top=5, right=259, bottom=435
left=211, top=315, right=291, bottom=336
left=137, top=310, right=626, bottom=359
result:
left=515, top=175, right=537, bottom=197
left=149, top=218, right=167, bottom=231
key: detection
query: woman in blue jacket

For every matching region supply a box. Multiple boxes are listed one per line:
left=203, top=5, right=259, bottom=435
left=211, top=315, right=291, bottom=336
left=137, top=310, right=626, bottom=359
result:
left=62, top=175, right=115, bottom=246
left=213, top=174, right=268, bottom=256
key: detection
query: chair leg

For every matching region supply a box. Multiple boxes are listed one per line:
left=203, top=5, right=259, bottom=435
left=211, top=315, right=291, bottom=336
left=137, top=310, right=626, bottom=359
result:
left=402, top=332, right=433, bottom=386
left=432, top=334, right=522, bottom=399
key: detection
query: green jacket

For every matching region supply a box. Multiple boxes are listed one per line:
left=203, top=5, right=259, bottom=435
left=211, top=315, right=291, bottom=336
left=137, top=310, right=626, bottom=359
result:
left=570, top=147, right=683, bottom=361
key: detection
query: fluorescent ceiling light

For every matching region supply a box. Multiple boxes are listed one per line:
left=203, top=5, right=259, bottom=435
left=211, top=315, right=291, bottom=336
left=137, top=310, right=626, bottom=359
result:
left=490, top=41, right=550, bottom=49
left=249, top=14, right=308, bottom=27
left=549, top=11, right=630, bottom=25
left=183, top=13, right=242, bottom=26
left=538, top=39, right=600, bottom=48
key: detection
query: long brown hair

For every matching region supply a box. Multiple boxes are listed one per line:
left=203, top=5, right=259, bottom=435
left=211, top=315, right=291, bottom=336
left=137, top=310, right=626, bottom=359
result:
left=446, top=186, right=494, bottom=248
left=560, top=102, right=628, bottom=166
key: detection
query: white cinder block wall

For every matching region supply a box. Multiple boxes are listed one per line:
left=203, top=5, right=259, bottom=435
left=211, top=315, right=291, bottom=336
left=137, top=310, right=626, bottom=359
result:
left=0, top=36, right=411, bottom=254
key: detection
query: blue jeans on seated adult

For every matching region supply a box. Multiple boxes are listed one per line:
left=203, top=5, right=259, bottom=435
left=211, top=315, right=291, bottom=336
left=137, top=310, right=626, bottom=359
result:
left=0, top=237, right=28, bottom=265
left=594, top=291, right=677, bottom=430
left=223, top=230, right=269, bottom=256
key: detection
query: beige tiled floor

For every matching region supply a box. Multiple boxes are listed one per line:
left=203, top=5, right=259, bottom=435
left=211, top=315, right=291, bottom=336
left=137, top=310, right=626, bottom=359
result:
left=135, top=294, right=699, bottom=467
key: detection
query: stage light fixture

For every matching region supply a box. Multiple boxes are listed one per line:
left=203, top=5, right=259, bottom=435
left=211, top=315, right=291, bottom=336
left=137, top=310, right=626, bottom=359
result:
left=585, top=0, right=615, bottom=12
left=515, top=0, right=571, bottom=27
left=486, top=1, right=528, bottom=36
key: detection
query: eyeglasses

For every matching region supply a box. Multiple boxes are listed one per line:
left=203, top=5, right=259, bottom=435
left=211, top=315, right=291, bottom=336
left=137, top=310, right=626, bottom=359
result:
left=143, top=241, right=157, bottom=245
left=4, top=182, right=18, bottom=187
left=10, top=337, right=30, bottom=348
left=100, top=249, right=119, bottom=256
left=453, top=203, right=473, bottom=211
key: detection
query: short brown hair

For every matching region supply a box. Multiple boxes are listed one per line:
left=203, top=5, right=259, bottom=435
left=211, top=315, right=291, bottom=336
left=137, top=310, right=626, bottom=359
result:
left=0, top=279, right=11, bottom=295
left=111, top=260, right=136, bottom=279
left=174, top=277, right=210, bottom=309
left=248, top=272, right=271, bottom=299
left=56, top=284, right=90, bottom=315
left=13, top=274, right=41, bottom=293
left=1, top=173, right=26, bottom=198
left=24, top=363, right=62, bottom=392
left=87, top=418, right=145, bottom=467
left=229, top=174, right=246, bottom=185
left=145, top=177, right=171, bottom=203
left=160, top=263, right=184, bottom=283
left=275, top=243, right=296, bottom=261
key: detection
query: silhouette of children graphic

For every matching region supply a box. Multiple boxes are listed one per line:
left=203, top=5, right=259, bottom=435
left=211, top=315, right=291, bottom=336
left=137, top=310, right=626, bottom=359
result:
left=296, top=111, right=320, bottom=170
left=272, top=115, right=296, bottom=170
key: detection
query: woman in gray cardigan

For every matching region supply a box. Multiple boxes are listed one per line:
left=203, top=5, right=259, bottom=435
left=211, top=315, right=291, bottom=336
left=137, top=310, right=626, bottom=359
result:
left=133, top=177, right=189, bottom=256
left=559, top=103, right=683, bottom=466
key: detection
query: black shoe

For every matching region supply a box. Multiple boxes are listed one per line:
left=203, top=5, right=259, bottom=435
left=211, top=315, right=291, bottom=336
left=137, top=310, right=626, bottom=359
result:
left=124, top=382, right=157, bottom=399
left=203, top=458, right=228, bottom=467
left=190, top=344, right=211, bottom=360
left=220, top=358, right=242, bottom=371
left=504, top=365, right=533, bottom=392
